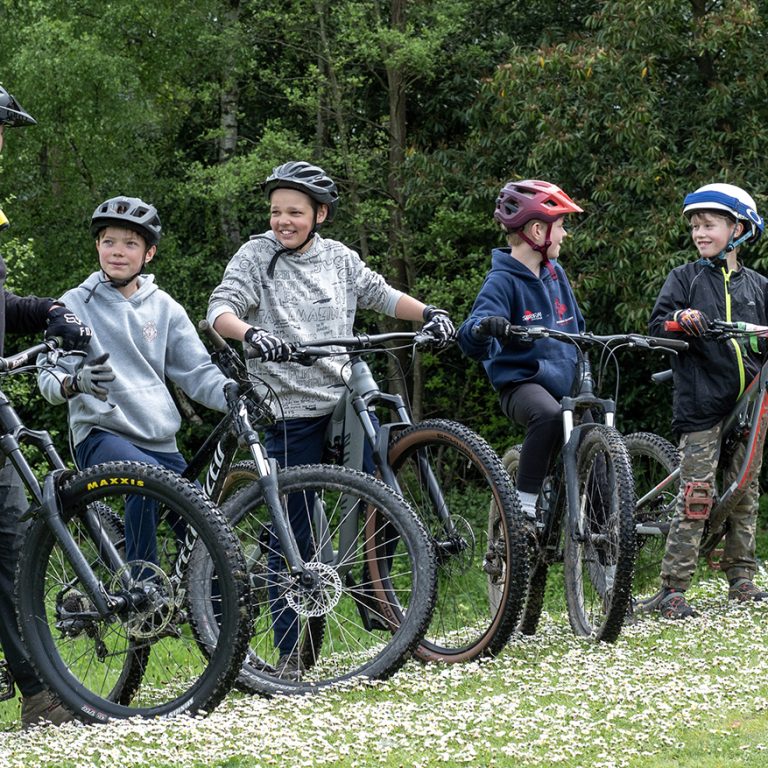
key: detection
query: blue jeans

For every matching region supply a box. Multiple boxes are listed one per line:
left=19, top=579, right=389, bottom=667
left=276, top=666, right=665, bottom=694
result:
left=263, top=414, right=378, bottom=656
left=76, top=430, right=188, bottom=566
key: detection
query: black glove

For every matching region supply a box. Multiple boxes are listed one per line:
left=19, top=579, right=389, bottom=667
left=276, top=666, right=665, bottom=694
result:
left=673, top=308, right=709, bottom=337
left=471, top=316, right=513, bottom=341
left=46, top=304, right=93, bottom=351
left=244, top=327, right=291, bottom=363
left=66, top=353, right=114, bottom=401
left=421, top=305, right=456, bottom=348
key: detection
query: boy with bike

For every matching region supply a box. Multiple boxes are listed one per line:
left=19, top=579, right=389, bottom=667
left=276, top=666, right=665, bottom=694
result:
left=206, top=160, right=456, bottom=676
left=0, top=84, right=93, bottom=728
left=457, top=179, right=584, bottom=520
left=646, top=183, right=768, bottom=619
left=37, top=196, right=233, bottom=571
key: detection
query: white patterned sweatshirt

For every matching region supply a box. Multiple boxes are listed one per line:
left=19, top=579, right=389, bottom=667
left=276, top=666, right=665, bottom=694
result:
left=207, top=232, right=403, bottom=419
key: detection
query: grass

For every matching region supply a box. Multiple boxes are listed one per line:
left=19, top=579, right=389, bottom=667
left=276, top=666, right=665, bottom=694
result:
left=3, top=564, right=768, bottom=767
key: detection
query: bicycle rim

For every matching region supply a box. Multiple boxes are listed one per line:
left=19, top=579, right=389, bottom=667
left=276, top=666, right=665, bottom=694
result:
left=209, top=463, right=436, bottom=695
left=389, top=420, right=528, bottom=661
left=563, top=426, right=636, bottom=642
left=624, top=432, right=679, bottom=599
left=16, top=461, right=251, bottom=722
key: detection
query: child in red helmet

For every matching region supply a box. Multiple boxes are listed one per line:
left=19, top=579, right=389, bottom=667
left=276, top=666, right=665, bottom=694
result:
left=457, top=179, right=584, bottom=519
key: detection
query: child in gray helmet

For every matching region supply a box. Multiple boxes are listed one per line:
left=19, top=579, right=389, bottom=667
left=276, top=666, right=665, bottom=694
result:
left=38, top=196, right=232, bottom=573
left=207, top=160, right=456, bottom=675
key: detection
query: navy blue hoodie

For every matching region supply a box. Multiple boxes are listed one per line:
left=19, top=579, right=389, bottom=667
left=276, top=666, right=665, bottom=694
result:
left=458, top=248, right=585, bottom=399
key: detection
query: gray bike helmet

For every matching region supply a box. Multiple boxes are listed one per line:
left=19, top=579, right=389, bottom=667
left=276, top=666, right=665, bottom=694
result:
left=264, top=161, right=339, bottom=222
left=90, top=196, right=162, bottom=246
left=0, top=86, right=36, bottom=127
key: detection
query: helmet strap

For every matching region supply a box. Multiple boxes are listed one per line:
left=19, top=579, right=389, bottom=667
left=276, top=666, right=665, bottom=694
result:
left=517, top=222, right=558, bottom=279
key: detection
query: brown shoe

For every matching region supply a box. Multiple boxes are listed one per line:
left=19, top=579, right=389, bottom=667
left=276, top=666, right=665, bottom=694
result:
left=21, top=690, right=75, bottom=730
left=728, top=578, right=768, bottom=602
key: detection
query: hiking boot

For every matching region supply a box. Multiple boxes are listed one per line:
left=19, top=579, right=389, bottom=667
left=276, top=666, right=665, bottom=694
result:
left=275, top=652, right=304, bottom=680
left=728, top=578, right=768, bottom=603
left=637, top=587, right=698, bottom=620
left=21, top=690, right=75, bottom=730
left=657, top=588, right=698, bottom=620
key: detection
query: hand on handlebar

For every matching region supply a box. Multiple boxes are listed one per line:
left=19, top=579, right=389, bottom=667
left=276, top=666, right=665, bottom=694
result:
left=673, top=308, right=709, bottom=337
left=421, top=306, right=457, bottom=348
left=244, top=327, right=292, bottom=363
left=45, top=304, right=93, bottom=351
left=65, top=353, right=114, bottom=401
left=471, top=316, right=514, bottom=342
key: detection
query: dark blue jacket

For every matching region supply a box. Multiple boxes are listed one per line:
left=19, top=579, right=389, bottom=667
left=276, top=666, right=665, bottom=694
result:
left=458, top=249, right=585, bottom=399
left=0, top=256, right=54, bottom=356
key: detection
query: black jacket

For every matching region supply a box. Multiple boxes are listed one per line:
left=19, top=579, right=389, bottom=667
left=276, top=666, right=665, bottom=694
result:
left=649, top=259, right=768, bottom=435
left=0, top=256, right=55, bottom=356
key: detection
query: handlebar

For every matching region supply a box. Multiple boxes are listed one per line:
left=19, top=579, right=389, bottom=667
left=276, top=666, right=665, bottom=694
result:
left=500, top=325, right=689, bottom=354
left=239, top=330, right=438, bottom=363
left=664, top=319, right=768, bottom=339
left=0, top=339, right=58, bottom=373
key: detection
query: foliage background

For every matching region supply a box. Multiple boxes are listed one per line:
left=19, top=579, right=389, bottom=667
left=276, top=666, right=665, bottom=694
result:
left=2, top=0, right=768, bottom=458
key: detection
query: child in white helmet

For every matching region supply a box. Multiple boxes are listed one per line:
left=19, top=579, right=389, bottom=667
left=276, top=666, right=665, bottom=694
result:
left=646, top=182, right=768, bottom=619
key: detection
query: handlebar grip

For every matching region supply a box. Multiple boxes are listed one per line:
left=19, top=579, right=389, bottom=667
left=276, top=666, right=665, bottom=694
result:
left=664, top=320, right=682, bottom=333
left=198, top=319, right=228, bottom=351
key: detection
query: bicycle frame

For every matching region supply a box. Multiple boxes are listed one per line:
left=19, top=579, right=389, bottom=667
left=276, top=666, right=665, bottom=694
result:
left=193, top=321, right=367, bottom=581
left=635, top=344, right=768, bottom=532
left=0, top=344, right=129, bottom=618
left=305, top=333, right=463, bottom=539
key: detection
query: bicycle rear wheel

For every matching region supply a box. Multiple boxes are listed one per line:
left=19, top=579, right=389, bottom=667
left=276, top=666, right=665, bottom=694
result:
left=624, top=432, right=679, bottom=598
left=203, top=463, right=436, bottom=695
left=16, top=461, right=251, bottom=722
left=563, top=426, right=636, bottom=642
left=497, top=445, right=551, bottom=636
left=388, top=420, right=529, bottom=661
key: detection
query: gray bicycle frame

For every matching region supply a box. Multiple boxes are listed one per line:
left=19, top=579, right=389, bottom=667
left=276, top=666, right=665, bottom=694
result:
left=324, top=350, right=457, bottom=537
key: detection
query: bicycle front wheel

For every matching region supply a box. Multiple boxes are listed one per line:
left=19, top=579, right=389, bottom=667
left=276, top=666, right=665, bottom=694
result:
left=624, top=432, right=679, bottom=598
left=205, top=463, right=437, bottom=695
left=563, top=426, right=636, bottom=642
left=16, top=461, right=251, bottom=723
left=388, top=420, right=529, bottom=662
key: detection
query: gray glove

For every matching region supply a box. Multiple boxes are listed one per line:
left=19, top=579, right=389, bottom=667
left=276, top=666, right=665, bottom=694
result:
left=67, top=353, right=114, bottom=401
left=421, top=306, right=457, bottom=348
left=471, top=316, right=514, bottom=341
left=244, top=327, right=291, bottom=363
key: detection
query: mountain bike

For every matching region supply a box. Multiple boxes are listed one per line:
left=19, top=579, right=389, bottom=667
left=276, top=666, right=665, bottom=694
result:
left=495, top=326, right=687, bottom=642
left=627, top=319, right=768, bottom=599
left=185, top=322, right=437, bottom=695
left=5, top=339, right=252, bottom=723
left=266, top=330, right=529, bottom=663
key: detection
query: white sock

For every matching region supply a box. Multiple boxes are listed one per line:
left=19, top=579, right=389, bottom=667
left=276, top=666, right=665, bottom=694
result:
left=518, top=490, right=538, bottom=519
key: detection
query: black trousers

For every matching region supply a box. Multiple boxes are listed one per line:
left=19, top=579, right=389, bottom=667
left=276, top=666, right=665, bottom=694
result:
left=0, top=460, right=43, bottom=696
left=500, top=382, right=563, bottom=495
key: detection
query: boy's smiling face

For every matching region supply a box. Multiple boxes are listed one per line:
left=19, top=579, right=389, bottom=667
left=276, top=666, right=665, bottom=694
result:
left=689, top=211, right=741, bottom=260
left=269, top=188, right=327, bottom=252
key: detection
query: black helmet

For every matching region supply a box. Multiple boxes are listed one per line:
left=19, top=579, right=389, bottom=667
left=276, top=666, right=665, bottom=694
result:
left=0, top=86, right=36, bottom=127
left=90, top=196, right=162, bottom=246
left=264, top=161, right=339, bottom=222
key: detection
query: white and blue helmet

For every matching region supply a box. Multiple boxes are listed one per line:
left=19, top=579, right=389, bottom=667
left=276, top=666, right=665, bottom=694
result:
left=683, top=183, right=764, bottom=245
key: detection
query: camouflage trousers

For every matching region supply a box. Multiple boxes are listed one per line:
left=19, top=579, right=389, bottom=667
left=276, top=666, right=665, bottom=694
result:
left=661, top=422, right=761, bottom=591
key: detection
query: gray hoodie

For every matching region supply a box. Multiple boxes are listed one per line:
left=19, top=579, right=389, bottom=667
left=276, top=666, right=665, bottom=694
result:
left=39, top=271, right=229, bottom=452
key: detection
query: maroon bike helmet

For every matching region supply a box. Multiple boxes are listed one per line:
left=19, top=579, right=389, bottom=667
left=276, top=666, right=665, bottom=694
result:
left=494, top=179, right=583, bottom=232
